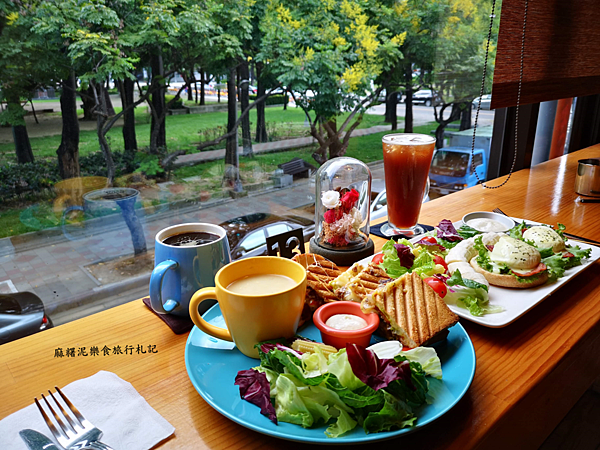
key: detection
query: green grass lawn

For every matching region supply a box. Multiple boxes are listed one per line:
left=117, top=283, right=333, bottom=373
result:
left=0, top=106, right=388, bottom=164
left=173, top=123, right=435, bottom=181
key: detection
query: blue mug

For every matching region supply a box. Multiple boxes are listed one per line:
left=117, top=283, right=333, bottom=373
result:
left=150, top=223, right=231, bottom=317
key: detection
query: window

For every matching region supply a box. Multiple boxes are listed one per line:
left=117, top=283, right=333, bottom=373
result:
left=0, top=0, right=502, bottom=331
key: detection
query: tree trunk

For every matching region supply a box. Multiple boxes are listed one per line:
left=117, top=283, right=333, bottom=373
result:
left=460, top=102, right=472, bottom=130
left=119, top=78, right=138, bottom=166
left=255, top=63, right=268, bottom=143
left=5, top=92, right=34, bottom=164
left=150, top=53, right=167, bottom=151
left=223, top=67, right=239, bottom=187
left=12, top=124, right=34, bottom=164
left=326, top=118, right=343, bottom=159
left=186, top=69, right=194, bottom=102
left=80, top=86, right=96, bottom=121
left=239, top=62, right=253, bottom=156
left=435, top=103, right=462, bottom=149
left=57, top=71, right=80, bottom=178
left=385, top=91, right=398, bottom=130
left=404, top=64, right=414, bottom=133
left=200, top=70, right=205, bottom=105
left=103, top=83, right=116, bottom=116
left=91, top=81, right=115, bottom=184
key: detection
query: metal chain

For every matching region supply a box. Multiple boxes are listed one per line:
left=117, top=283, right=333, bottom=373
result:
left=472, top=0, right=529, bottom=188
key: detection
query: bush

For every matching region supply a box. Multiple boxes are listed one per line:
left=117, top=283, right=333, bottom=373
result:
left=0, top=161, right=61, bottom=203
left=165, top=94, right=185, bottom=109
left=249, top=94, right=288, bottom=106
left=80, top=151, right=137, bottom=177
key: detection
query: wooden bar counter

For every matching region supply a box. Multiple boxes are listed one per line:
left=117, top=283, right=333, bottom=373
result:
left=2, top=147, right=600, bottom=449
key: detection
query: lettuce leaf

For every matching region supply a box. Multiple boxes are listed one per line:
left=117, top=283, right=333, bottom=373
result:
left=456, top=224, right=481, bottom=239
left=401, top=347, right=443, bottom=380
left=509, top=221, right=528, bottom=240
left=235, top=369, right=277, bottom=424
left=541, top=245, right=591, bottom=281
left=346, top=344, right=414, bottom=392
left=327, top=349, right=365, bottom=390
left=473, top=235, right=493, bottom=272
left=436, top=219, right=463, bottom=242
left=325, top=406, right=358, bottom=438
left=274, top=374, right=314, bottom=427
left=445, top=269, right=503, bottom=316
left=564, top=244, right=591, bottom=268
left=362, top=391, right=416, bottom=434
left=380, top=239, right=409, bottom=278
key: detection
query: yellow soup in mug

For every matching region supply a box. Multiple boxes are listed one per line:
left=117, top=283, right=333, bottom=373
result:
left=189, top=256, right=307, bottom=358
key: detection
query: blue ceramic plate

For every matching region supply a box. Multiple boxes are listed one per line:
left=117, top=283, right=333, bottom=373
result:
left=185, top=304, right=476, bottom=444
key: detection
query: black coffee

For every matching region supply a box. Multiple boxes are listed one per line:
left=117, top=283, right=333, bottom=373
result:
left=163, top=232, right=219, bottom=247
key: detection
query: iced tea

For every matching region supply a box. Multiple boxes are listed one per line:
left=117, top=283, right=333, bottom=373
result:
left=382, top=134, right=435, bottom=235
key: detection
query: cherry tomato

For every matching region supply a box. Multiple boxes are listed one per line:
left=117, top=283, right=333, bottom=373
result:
left=424, top=277, right=447, bottom=298
left=372, top=253, right=384, bottom=265
left=421, top=236, right=438, bottom=245
left=433, top=255, right=448, bottom=271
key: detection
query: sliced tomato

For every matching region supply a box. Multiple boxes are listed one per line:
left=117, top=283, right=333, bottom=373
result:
left=421, top=236, right=438, bottom=245
left=372, top=253, right=384, bottom=265
left=562, top=252, right=574, bottom=258
left=424, top=277, right=447, bottom=298
left=515, top=263, right=547, bottom=277
left=433, top=255, right=448, bottom=271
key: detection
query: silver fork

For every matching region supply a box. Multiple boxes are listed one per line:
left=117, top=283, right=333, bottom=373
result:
left=492, top=207, right=600, bottom=245
left=35, top=386, right=114, bottom=450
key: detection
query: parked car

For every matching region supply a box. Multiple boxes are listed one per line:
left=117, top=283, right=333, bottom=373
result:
left=410, top=89, right=441, bottom=107
left=429, top=146, right=488, bottom=195
left=472, top=94, right=492, bottom=110
left=220, top=213, right=315, bottom=260
left=377, top=89, right=403, bottom=103
left=0, top=292, right=53, bottom=345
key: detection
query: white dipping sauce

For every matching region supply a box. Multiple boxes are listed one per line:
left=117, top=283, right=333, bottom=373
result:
left=467, top=218, right=508, bottom=232
left=325, top=314, right=368, bottom=331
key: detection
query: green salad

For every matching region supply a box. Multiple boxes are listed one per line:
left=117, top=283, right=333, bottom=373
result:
left=234, top=340, right=442, bottom=437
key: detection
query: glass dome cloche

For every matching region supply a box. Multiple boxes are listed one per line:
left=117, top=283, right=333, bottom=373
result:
left=309, top=157, right=375, bottom=266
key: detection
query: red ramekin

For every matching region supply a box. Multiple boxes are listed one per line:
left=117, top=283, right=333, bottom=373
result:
left=313, top=301, right=380, bottom=349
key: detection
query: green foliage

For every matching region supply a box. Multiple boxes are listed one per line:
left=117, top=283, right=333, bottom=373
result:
left=249, top=94, right=288, bottom=106
left=0, top=161, right=61, bottom=203
left=134, top=152, right=164, bottom=177
left=165, top=94, right=184, bottom=109
left=260, top=0, right=402, bottom=119
left=0, top=102, right=26, bottom=127
left=79, top=151, right=136, bottom=178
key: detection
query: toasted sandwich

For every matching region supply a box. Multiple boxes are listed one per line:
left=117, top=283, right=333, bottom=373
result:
left=335, top=263, right=391, bottom=303
left=364, top=272, right=459, bottom=348
left=293, top=253, right=343, bottom=325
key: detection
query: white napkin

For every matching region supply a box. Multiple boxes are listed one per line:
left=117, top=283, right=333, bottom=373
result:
left=0, top=371, right=175, bottom=450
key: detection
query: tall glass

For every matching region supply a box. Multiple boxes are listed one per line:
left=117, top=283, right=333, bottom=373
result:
left=381, top=133, right=436, bottom=237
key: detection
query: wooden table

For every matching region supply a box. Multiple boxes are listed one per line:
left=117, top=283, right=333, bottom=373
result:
left=2, top=146, right=600, bottom=450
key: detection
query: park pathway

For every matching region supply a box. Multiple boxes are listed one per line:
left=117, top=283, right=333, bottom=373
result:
left=172, top=125, right=393, bottom=166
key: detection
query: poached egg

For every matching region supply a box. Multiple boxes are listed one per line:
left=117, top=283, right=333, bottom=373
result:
left=523, top=226, right=565, bottom=253
left=489, top=236, right=541, bottom=271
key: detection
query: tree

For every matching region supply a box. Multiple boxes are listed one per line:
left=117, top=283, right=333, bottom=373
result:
left=0, top=0, right=54, bottom=164
left=260, top=0, right=402, bottom=164
left=432, top=0, right=497, bottom=147
left=375, top=0, right=446, bottom=133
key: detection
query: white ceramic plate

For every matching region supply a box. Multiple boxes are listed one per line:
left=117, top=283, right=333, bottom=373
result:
left=361, top=218, right=600, bottom=328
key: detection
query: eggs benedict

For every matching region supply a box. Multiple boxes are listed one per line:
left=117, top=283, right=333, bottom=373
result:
left=523, top=226, right=566, bottom=253
left=469, top=235, right=549, bottom=288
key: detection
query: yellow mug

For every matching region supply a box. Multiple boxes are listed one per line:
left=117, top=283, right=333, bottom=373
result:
left=189, top=256, right=307, bottom=358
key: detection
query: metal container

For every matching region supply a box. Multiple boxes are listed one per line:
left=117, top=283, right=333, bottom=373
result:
left=575, top=158, right=600, bottom=197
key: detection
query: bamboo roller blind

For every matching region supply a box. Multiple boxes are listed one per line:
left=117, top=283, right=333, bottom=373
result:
left=491, top=0, right=600, bottom=109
